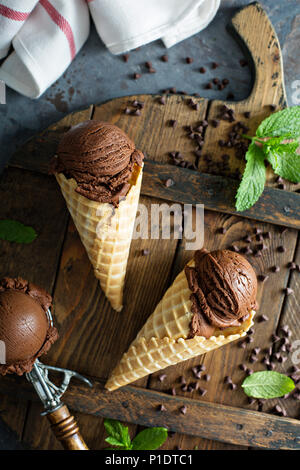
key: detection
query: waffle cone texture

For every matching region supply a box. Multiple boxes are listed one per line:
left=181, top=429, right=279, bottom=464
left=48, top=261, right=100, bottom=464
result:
left=106, top=260, right=255, bottom=391
left=56, top=164, right=143, bottom=312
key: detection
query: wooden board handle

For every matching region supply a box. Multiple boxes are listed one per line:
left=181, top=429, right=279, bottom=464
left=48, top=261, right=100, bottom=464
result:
left=46, top=404, right=88, bottom=450
left=229, top=2, right=287, bottom=108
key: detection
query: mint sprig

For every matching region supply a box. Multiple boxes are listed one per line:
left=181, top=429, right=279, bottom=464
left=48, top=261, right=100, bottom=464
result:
left=0, top=219, right=37, bottom=244
left=235, top=142, right=266, bottom=212
left=242, top=371, right=295, bottom=399
left=235, top=106, right=300, bottom=212
left=104, top=419, right=168, bottom=450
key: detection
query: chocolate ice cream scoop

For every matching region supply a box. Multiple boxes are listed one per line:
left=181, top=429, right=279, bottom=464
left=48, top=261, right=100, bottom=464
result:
left=51, top=120, right=144, bottom=206
left=0, top=277, right=58, bottom=375
left=185, top=249, right=258, bottom=338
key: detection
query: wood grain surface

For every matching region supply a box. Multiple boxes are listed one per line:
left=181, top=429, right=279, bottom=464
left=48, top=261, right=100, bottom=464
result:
left=0, top=3, right=299, bottom=450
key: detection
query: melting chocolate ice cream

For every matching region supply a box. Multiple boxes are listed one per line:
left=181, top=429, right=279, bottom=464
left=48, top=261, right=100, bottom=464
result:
left=51, top=121, right=144, bottom=206
left=185, top=249, right=258, bottom=339
left=0, top=278, right=58, bottom=375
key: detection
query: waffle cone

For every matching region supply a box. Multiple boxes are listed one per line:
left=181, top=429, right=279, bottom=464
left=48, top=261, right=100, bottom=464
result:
left=106, top=260, right=255, bottom=390
left=55, top=164, right=143, bottom=312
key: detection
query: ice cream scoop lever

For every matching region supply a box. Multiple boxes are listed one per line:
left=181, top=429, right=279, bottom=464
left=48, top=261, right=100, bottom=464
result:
left=26, top=359, right=92, bottom=450
left=25, top=309, right=92, bottom=450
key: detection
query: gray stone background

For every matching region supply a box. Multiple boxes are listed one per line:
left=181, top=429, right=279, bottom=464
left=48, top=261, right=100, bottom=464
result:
left=0, top=0, right=299, bottom=172
left=0, top=0, right=299, bottom=449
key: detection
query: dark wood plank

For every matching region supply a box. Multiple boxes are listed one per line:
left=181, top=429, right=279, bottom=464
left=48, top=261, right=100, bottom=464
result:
left=142, top=160, right=300, bottom=229
left=1, top=375, right=299, bottom=450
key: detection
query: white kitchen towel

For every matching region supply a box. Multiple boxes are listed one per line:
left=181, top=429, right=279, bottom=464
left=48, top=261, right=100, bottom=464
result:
left=0, top=0, right=220, bottom=99
left=89, top=0, right=220, bottom=54
left=0, top=0, right=90, bottom=98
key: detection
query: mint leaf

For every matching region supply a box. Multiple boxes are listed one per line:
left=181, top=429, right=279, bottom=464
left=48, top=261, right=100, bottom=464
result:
left=105, top=437, right=126, bottom=448
left=242, top=371, right=295, bottom=399
left=266, top=142, right=300, bottom=182
left=131, top=427, right=168, bottom=450
left=104, top=419, right=131, bottom=448
left=0, top=220, right=37, bottom=244
left=235, top=142, right=266, bottom=212
left=256, top=106, right=300, bottom=138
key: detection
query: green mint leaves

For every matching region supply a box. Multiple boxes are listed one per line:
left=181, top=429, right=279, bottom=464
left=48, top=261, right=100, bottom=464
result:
left=242, top=371, right=295, bottom=399
left=104, top=419, right=168, bottom=450
left=235, top=142, right=266, bottom=212
left=256, top=106, right=300, bottom=138
left=235, top=106, right=300, bottom=212
left=0, top=220, right=37, bottom=244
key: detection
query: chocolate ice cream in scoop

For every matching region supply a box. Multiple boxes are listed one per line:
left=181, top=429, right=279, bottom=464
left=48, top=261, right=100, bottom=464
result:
left=185, top=249, right=258, bottom=338
left=51, top=120, right=144, bottom=206
left=0, top=277, right=58, bottom=375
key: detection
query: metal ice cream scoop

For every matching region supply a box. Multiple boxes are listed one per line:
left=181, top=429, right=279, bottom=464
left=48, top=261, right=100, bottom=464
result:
left=25, top=309, right=92, bottom=450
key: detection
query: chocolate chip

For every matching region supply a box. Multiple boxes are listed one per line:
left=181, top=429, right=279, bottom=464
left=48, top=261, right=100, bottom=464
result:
left=124, top=107, right=132, bottom=115
left=133, top=73, right=141, bottom=79
left=123, top=54, right=129, bottom=62
left=199, top=67, right=206, bottom=73
left=170, top=387, right=176, bottom=396
left=244, top=111, right=251, bottom=118
left=287, top=262, right=296, bottom=270
left=211, top=119, right=220, bottom=128
left=239, top=59, right=248, bottom=67
left=217, top=227, right=227, bottom=234
left=229, top=383, right=237, bottom=390
left=222, top=78, right=229, bottom=85
left=161, top=55, right=168, bottom=62
left=284, top=287, right=294, bottom=296
left=277, top=245, right=286, bottom=253
left=203, top=374, right=211, bottom=382
left=148, top=67, right=156, bottom=74
left=205, top=82, right=213, bottom=89
left=271, top=265, right=280, bottom=273
left=133, top=109, right=141, bottom=116
left=186, top=57, right=193, bottom=64
left=258, top=274, right=269, bottom=282
left=180, top=405, right=187, bottom=415
left=212, top=78, right=219, bottom=85
left=199, top=388, right=207, bottom=396
left=269, top=104, right=277, bottom=112
left=163, top=178, right=174, bottom=188
left=141, top=249, right=150, bottom=256
left=157, top=404, right=167, bottom=412
left=158, top=374, right=167, bottom=382
left=145, top=61, right=152, bottom=69
left=169, top=119, right=177, bottom=128
left=227, top=93, right=234, bottom=100
left=212, top=62, right=219, bottom=69
left=263, top=231, right=271, bottom=239
left=224, top=376, right=232, bottom=384
left=258, top=314, right=269, bottom=322
left=158, top=96, right=166, bottom=105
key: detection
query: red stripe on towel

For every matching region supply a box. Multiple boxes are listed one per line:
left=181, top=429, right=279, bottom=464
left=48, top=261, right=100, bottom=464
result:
left=40, top=0, right=76, bottom=59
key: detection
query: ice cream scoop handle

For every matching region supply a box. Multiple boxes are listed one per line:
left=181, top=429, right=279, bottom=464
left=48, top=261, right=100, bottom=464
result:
left=47, top=404, right=88, bottom=450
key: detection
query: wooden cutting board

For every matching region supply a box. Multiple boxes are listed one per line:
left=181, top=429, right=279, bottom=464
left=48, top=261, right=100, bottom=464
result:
left=1, top=3, right=300, bottom=450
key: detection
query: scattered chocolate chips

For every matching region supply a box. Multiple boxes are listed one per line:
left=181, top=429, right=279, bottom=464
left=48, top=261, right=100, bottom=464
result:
left=163, top=178, right=175, bottom=188
left=157, top=404, right=167, bottom=412
left=158, top=373, right=167, bottom=382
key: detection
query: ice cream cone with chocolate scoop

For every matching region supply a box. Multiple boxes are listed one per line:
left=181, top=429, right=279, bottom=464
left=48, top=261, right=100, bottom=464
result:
left=106, top=249, right=257, bottom=391
left=51, top=121, right=144, bottom=312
